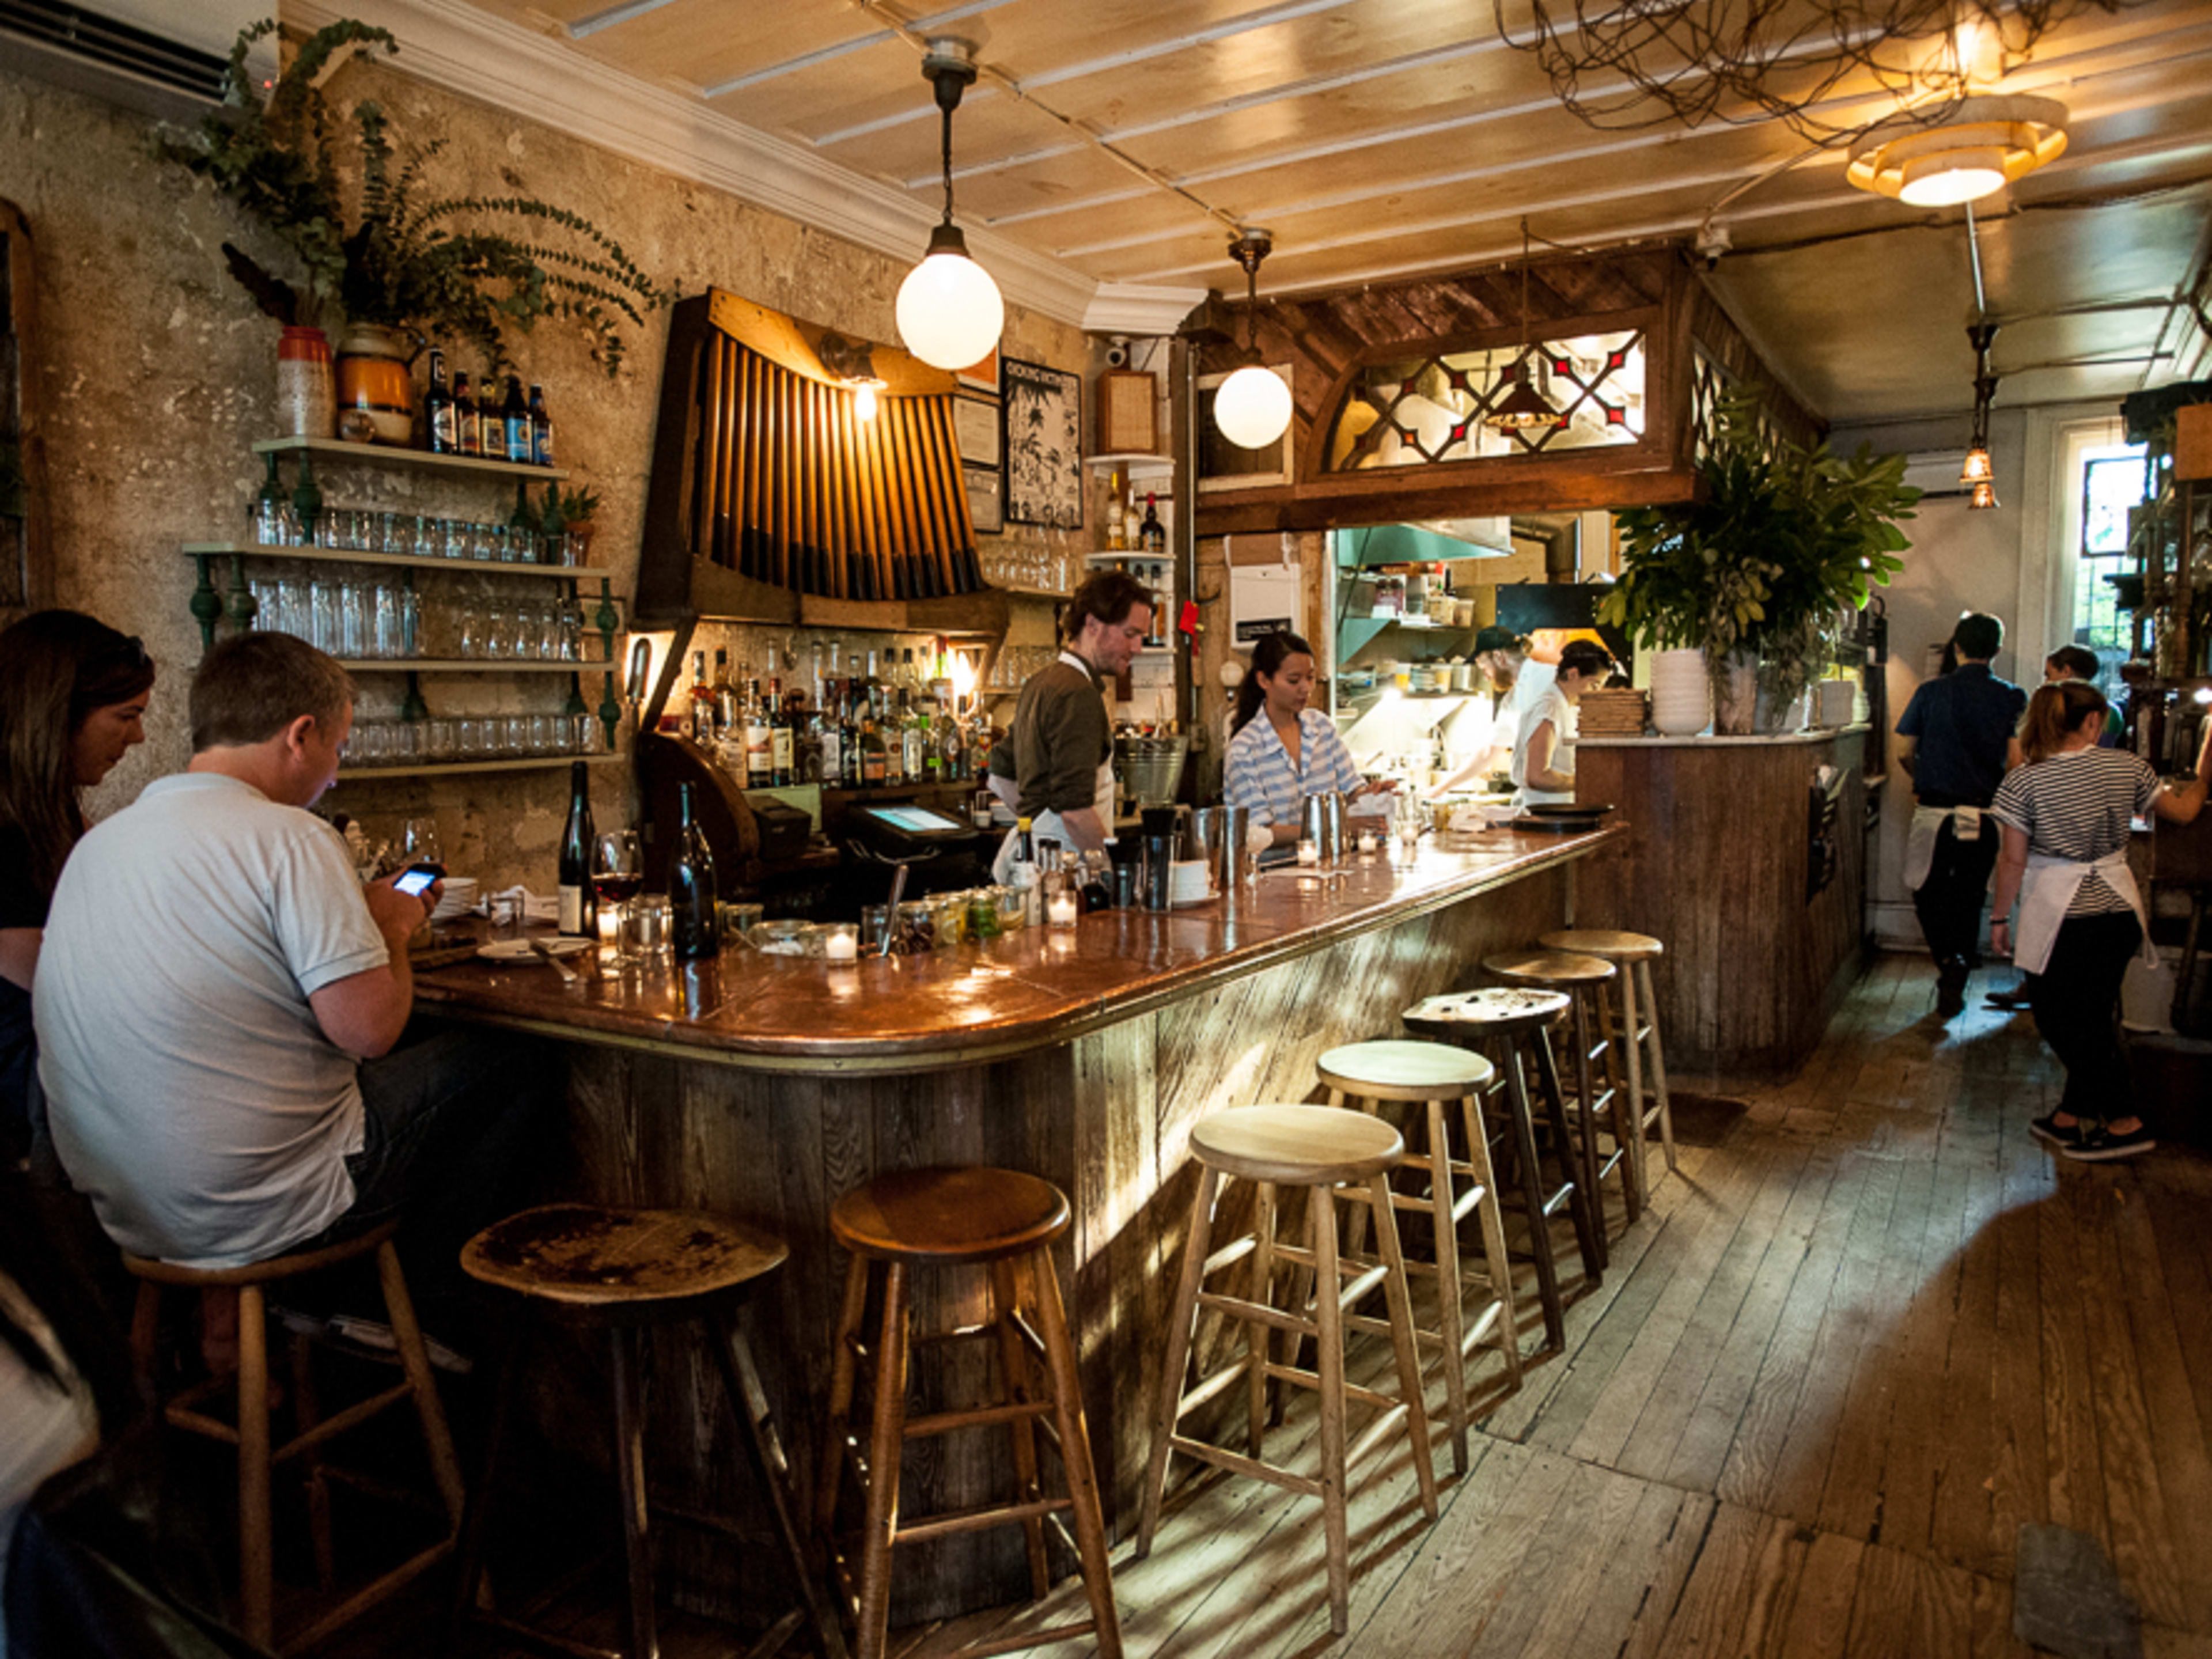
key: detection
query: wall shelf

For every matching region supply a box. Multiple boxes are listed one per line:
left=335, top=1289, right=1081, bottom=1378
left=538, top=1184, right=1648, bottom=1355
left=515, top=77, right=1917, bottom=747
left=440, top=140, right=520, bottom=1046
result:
left=184, top=543, right=599, bottom=581
left=251, top=435, right=569, bottom=483
left=336, top=753, right=623, bottom=783
left=335, top=658, right=612, bottom=674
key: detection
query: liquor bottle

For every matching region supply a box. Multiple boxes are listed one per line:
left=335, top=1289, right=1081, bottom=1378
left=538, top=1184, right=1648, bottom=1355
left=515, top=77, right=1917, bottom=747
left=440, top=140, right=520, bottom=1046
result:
left=743, top=680, right=775, bottom=787
left=557, top=760, right=596, bottom=938
left=687, top=651, right=714, bottom=744
left=882, top=691, right=907, bottom=786
left=840, top=691, right=863, bottom=787
left=669, top=782, right=719, bottom=961
left=1105, top=494, right=1126, bottom=553
left=904, top=698, right=927, bottom=782
left=425, top=348, right=459, bottom=454
left=502, top=376, right=532, bottom=464
left=769, top=677, right=795, bottom=786
left=859, top=713, right=888, bottom=786
left=937, top=713, right=964, bottom=785
left=1008, top=817, right=1041, bottom=927
left=811, top=646, right=839, bottom=788
left=528, top=382, right=554, bottom=467
left=710, top=648, right=734, bottom=741
left=476, top=376, right=504, bottom=462
left=451, top=370, right=479, bottom=457
left=1140, top=493, right=1166, bottom=553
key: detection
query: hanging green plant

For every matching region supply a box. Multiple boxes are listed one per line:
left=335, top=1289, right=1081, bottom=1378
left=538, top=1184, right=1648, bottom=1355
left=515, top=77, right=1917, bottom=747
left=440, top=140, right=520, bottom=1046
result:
left=159, top=18, right=671, bottom=374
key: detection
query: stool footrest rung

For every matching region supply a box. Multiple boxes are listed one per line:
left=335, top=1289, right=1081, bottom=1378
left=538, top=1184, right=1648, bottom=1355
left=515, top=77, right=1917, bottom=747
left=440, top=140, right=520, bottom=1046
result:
left=1194, top=1290, right=1313, bottom=1339
left=272, top=1381, right=415, bottom=1464
left=1202, top=1233, right=1259, bottom=1277
left=961, top=1619, right=1103, bottom=1658
left=1165, top=1434, right=1323, bottom=1498
left=896, top=1492, right=1070, bottom=1545
left=1539, top=1184, right=1577, bottom=1218
left=1175, top=1355, right=1256, bottom=1420
left=164, top=1404, right=238, bottom=1445
left=904, top=1398, right=1053, bottom=1438
left=1346, top=1407, right=1412, bottom=1469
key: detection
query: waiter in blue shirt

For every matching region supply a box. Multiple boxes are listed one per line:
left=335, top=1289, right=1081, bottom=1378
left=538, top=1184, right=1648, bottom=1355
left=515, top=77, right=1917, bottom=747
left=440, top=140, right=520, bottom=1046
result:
left=1895, top=612, right=2025, bottom=1017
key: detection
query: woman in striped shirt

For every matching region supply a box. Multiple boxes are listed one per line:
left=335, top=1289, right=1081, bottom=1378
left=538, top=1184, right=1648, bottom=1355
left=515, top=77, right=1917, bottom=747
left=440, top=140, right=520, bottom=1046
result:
left=1225, top=631, right=1393, bottom=847
left=1988, top=681, right=2210, bottom=1160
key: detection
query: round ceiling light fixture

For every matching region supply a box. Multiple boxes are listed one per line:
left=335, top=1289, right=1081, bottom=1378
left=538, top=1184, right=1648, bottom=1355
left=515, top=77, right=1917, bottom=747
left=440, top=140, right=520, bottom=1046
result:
left=1846, top=95, right=2068, bottom=207
left=896, top=40, right=1005, bottom=372
left=1213, top=230, right=1293, bottom=450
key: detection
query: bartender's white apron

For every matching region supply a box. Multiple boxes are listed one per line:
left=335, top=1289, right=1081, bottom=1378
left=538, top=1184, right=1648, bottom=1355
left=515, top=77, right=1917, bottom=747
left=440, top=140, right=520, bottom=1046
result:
left=991, top=650, right=1117, bottom=882
left=2011, top=847, right=2157, bottom=977
left=1903, top=804, right=1984, bottom=892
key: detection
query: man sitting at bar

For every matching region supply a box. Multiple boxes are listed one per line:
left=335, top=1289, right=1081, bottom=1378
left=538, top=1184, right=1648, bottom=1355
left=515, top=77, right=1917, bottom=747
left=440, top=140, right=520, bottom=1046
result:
left=35, top=633, right=541, bottom=1299
left=1896, top=611, right=2025, bottom=1018
left=994, top=569, right=1153, bottom=877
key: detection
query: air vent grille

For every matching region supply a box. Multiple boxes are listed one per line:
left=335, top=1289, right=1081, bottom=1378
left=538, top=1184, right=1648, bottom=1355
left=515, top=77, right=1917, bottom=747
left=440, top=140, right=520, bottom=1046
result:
left=0, top=0, right=228, bottom=103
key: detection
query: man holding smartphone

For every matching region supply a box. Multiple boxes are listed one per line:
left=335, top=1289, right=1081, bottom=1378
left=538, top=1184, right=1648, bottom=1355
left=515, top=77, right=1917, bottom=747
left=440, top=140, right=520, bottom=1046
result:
left=35, top=633, right=541, bottom=1287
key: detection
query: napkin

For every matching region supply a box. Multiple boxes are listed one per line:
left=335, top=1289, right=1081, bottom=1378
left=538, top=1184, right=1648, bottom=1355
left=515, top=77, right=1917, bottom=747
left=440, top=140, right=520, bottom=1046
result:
left=487, top=884, right=560, bottom=925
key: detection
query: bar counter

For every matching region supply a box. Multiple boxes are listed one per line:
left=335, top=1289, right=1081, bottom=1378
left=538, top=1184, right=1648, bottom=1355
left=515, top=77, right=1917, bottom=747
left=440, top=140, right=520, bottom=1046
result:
left=415, top=824, right=1620, bottom=1620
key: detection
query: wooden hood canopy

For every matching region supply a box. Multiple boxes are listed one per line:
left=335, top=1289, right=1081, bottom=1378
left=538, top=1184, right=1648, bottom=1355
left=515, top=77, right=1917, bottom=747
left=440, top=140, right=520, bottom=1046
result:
left=638, top=289, right=982, bottom=624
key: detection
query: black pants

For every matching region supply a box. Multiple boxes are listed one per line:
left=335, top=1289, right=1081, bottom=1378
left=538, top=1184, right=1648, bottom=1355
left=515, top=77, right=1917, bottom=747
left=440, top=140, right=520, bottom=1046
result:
left=1912, top=816, right=1999, bottom=974
left=2028, top=910, right=2143, bottom=1121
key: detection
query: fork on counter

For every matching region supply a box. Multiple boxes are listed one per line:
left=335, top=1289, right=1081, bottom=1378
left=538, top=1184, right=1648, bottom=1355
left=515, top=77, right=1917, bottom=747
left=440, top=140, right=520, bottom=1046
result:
left=528, top=938, right=581, bottom=984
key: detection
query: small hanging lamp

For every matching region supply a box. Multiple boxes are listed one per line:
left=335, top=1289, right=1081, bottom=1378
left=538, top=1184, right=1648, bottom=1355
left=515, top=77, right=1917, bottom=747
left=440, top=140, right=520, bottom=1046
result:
left=1212, top=230, right=1293, bottom=450
left=1484, top=221, right=1561, bottom=433
left=1961, top=321, right=1999, bottom=508
left=895, top=39, right=1004, bottom=373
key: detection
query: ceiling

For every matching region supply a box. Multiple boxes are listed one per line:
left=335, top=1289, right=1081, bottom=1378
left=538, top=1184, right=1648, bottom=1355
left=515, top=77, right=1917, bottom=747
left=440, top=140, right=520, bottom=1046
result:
left=431, top=0, right=2212, bottom=426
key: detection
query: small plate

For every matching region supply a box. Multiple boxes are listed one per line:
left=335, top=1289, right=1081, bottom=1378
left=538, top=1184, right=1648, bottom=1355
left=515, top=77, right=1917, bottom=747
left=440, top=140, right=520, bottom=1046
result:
left=1170, top=892, right=1218, bottom=909
left=1527, top=802, right=1615, bottom=818
left=477, top=937, right=592, bottom=962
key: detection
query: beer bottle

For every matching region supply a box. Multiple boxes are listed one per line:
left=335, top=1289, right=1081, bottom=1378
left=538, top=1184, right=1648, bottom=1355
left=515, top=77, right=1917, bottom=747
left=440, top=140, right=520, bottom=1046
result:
left=528, top=382, right=554, bottom=467
left=452, top=370, right=479, bottom=457
left=502, top=375, right=532, bottom=464
left=425, top=348, right=459, bottom=454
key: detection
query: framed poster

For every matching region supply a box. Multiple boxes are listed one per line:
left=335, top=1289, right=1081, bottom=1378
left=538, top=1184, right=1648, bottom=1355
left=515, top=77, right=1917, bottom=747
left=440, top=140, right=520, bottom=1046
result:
left=956, top=347, right=1000, bottom=395
left=964, top=464, right=1004, bottom=535
left=1002, top=357, right=1084, bottom=530
left=953, top=394, right=1002, bottom=468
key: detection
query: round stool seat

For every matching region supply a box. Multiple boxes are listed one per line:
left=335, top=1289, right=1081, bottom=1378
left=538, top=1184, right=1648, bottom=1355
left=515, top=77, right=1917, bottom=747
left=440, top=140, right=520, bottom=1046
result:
left=1484, top=949, right=1616, bottom=987
left=123, top=1217, right=400, bottom=1287
left=1191, top=1104, right=1402, bottom=1186
left=831, top=1165, right=1070, bottom=1263
left=1403, top=987, right=1570, bottom=1038
left=461, top=1205, right=787, bottom=1308
left=1540, top=928, right=1662, bottom=962
left=1317, top=1040, right=1495, bottom=1103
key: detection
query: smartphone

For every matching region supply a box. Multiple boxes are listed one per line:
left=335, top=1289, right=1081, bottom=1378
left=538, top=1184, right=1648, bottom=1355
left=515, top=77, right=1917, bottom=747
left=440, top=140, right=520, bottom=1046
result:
left=392, top=863, right=444, bottom=897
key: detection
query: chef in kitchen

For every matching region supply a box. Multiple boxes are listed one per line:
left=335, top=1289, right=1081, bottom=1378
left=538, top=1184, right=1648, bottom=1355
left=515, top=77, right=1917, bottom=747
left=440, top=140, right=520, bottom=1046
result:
left=993, top=568, right=1154, bottom=880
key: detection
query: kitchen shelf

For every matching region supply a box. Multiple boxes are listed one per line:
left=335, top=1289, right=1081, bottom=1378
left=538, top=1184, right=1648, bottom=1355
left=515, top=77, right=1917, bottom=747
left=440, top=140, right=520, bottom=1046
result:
left=336, top=753, right=622, bottom=783
left=335, top=658, right=612, bottom=674
left=993, top=585, right=1073, bottom=601
left=1084, top=550, right=1171, bottom=565
left=184, top=543, right=598, bottom=580
left=1086, top=452, right=1172, bottom=474
left=251, top=435, right=569, bottom=483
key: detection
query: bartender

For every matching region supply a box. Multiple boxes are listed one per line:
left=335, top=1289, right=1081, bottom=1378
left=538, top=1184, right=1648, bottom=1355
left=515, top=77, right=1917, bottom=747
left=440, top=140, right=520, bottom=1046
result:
left=993, top=570, right=1153, bottom=878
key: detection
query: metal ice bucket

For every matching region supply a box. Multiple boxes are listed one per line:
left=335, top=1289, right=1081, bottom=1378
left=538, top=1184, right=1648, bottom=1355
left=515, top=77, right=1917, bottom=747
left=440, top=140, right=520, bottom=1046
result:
left=1300, top=790, right=1347, bottom=863
left=1188, top=805, right=1252, bottom=891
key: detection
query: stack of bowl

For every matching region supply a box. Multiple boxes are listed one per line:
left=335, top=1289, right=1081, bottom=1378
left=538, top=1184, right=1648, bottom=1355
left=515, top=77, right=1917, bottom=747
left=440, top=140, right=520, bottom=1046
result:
left=1650, top=677, right=1710, bottom=736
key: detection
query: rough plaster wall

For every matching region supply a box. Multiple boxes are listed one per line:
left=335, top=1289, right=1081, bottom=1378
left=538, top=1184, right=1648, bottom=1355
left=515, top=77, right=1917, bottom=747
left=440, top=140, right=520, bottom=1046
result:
left=0, top=53, right=1089, bottom=887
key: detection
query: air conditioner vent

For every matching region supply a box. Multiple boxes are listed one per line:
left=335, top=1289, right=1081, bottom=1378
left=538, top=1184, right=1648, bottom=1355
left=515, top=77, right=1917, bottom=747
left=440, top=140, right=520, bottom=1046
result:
left=0, top=0, right=231, bottom=111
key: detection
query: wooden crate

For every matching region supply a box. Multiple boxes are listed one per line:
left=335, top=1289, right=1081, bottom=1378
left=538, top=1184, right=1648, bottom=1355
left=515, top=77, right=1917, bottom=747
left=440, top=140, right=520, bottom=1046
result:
left=2176, top=402, right=2212, bottom=482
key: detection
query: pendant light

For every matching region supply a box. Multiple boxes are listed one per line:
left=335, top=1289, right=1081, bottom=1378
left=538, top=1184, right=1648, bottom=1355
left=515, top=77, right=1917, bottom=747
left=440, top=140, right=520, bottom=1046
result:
left=1847, top=96, right=2068, bottom=208
left=895, top=39, right=1003, bottom=373
left=1961, top=321, right=1999, bottom=509
left=1212, top=230, right=1293, bottom=450
left=1484, top=221, right=1561, bottom=433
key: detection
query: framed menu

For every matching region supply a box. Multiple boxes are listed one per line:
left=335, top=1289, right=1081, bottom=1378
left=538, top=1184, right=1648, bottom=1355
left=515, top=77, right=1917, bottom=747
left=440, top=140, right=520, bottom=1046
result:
left=1002, top=357, right=1082, bottom=530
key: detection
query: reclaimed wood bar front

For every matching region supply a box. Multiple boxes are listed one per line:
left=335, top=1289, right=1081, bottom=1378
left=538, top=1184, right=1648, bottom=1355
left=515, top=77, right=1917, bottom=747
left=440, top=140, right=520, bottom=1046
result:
left=415, top=826, right=1618, bottom=1619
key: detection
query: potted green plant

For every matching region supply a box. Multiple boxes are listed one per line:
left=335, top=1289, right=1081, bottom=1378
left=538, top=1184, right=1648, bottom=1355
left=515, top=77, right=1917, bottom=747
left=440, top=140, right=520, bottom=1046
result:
left=161, top=19, right=671, bottom=438
left=1601, top=390, right=1915, bottom=733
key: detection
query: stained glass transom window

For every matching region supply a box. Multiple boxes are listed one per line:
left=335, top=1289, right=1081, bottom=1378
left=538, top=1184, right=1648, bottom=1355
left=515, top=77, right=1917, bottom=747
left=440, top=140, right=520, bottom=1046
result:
left=1325, top=330, right=1646, bottom=472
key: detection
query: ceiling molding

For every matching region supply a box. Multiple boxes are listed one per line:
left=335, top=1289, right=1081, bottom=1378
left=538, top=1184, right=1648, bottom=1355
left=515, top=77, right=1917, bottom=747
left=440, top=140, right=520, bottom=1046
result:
left=1082, top=282, right=1209, bottom=336
left=285, top=0, right=1101, bottom=328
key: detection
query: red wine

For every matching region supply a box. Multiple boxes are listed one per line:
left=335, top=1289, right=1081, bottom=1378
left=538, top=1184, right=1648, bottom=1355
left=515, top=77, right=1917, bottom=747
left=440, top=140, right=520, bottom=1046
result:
left=557, top=760, right=596, bottom=937
left=593, top=873, right=643, bottom=906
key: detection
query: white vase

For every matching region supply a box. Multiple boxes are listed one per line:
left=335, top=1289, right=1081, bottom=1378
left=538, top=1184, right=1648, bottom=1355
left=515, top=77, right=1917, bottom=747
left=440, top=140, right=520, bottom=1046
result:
left=1647, top=648, right=1709, bottom=734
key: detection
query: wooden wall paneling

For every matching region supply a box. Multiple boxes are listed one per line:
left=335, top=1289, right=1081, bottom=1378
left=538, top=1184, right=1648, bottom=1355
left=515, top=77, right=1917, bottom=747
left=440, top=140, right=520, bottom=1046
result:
left=0, top=200, right=48, bottom=623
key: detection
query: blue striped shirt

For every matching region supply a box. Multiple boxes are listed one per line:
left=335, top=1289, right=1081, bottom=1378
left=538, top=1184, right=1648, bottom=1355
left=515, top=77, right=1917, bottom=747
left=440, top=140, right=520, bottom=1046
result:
left=1225, top=709, right=1364, bottom=826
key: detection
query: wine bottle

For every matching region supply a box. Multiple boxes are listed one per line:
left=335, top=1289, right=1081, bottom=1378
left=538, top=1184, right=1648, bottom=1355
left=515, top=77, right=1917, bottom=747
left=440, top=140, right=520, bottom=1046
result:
left=452, top=370, right=479, bottom=458
left=669, top=782, right=720, bottom=961
left=558, top=760, right=596, bottom=937
left=769, top=677, right=795, bottom=786
left=1009, top=817, right=1040, bottom=927
left=502, top=375, right=532, bottom=464
left=425, top=348, right=458, bottom=454
left=1140, top=493, right=1166, bottom=552
left=528, top=382, right=554, bottom=467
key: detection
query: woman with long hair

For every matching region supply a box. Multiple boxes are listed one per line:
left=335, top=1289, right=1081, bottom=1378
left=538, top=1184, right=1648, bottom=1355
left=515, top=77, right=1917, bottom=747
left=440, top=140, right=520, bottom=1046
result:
left=1988, top=681, right=2210, bottom=1160
left=0, top=611, right=155, bottom=1162
left=1225, top=631, right=1392, bottom=846
left=1511, top=638, right=1615, bottom=807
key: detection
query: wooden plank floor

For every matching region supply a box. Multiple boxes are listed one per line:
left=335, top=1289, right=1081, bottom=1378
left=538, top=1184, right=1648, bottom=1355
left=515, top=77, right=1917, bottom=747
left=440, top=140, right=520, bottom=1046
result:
left=894, top=954, right=2212, bottom=1659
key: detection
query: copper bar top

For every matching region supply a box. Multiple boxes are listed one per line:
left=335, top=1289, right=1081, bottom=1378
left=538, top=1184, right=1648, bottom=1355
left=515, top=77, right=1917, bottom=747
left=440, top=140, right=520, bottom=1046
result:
left=414, top=825, right=1620, bottom=1074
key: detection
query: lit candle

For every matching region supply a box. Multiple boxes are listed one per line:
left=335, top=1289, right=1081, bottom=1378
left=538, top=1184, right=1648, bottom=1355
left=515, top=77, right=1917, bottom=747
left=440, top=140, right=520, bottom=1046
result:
left=1297, top=838, right=1321, bottom=867
left=1357, top=830, right=1379, bottom=855
left=824, top=924, right=859, bottom=963
left=1047, top=891, right=1080, bottom=930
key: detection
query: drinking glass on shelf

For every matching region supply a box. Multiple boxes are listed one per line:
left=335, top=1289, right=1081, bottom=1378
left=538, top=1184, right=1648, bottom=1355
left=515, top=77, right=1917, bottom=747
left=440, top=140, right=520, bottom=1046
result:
left=592, top=830, right=643, bottom=976
left=425, top=719, right=457, bottom=762
left=484, top=607, right=511, bottom=660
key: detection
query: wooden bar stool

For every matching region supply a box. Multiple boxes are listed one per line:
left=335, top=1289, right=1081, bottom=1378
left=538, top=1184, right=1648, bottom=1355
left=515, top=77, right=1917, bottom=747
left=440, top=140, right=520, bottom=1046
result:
left=1400, top=989, right=1604, bottom=1354
left=1484, top=949, right=1633, bottom=1251
left=122, top=1218, right=465, bottom=1651
left=1315, top=1040, right=1522, bottom=1474
left=450, top=1203, right=846, bottom=1659
left=1541, top=928, right=1677, bottom=1199
left=1136, top=1105, right=1439, bottom=1636
left=815, top=1166, right=1120, bottom=1659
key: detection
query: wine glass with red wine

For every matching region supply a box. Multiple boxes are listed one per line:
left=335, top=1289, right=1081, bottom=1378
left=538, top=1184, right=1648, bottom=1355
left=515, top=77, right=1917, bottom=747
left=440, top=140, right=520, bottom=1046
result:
left=592, top=830, right=643, bottom=975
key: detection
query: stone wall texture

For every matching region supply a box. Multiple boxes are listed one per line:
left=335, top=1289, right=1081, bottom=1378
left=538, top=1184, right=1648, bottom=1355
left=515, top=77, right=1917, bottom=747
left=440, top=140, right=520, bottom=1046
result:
left=0, top=44, right=1091, bottom=886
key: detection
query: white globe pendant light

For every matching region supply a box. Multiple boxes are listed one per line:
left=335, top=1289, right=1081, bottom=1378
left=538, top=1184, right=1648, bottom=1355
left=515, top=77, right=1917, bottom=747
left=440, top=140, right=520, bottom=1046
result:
left=1214, top=230, right=1291, bottom=450
left=897, top=41, right=1004, bottom=373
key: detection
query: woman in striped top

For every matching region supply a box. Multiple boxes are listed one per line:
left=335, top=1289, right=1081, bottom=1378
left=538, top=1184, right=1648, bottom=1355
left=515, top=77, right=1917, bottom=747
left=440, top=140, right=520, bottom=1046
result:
left=1225, top=631, right=1393, bottom=847
left=1988, top=681, right=2210, bottom=1160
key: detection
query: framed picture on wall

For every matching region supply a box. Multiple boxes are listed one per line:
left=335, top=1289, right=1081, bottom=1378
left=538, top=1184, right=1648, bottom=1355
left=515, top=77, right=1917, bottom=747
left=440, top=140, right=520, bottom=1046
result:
left=953, top=394, right=1002, bottom=468
left=1002, top=357, right=1083, bottom=530
left=956, top=348, right=1000, bottom=395
left=964, top=464, right=1004, bottom=535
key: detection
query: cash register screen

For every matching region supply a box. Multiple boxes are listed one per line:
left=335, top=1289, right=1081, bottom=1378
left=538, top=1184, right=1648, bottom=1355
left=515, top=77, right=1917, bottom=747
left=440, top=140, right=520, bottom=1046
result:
left=858, top=805, right=965, bottom=835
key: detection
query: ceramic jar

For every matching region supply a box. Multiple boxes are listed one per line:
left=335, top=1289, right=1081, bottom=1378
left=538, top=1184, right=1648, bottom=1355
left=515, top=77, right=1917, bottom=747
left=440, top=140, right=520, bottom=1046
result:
left=334, top=323, right=417, bottom=445
left=275, top=326, right=336, bottom=440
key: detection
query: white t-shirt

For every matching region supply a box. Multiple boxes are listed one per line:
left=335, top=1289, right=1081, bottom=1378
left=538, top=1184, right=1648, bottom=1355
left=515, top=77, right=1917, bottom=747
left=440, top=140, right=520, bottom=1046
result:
left=1511, top=681, right=1577, bottom=806
left=36, top=774, right=389, bottom=1269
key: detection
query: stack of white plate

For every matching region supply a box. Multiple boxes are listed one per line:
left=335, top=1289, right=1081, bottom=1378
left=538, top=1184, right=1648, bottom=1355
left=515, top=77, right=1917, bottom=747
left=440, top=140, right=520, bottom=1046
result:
left=1649, top=685, right=1710, bottom=737
left=1169, top=860, right=1213, bottom=905
left=430, top=877, right=478, bottom=923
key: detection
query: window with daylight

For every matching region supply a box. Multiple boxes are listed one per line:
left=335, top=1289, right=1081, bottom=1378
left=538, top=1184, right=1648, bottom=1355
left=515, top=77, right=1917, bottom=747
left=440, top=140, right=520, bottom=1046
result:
left=2072, top=444, right=2147, bottom=673
left=1325, top=329, right=1646, bottom=472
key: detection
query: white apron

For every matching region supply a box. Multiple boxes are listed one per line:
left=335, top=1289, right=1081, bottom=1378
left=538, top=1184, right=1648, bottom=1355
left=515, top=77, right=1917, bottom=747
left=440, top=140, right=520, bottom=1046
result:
left=991, top=651, right=1118, bottom=883
left=1903, top=804, right=1984, bottom=892
left=2011, top=847, right=2158, bottom=976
